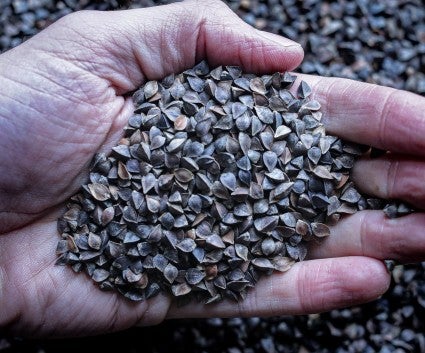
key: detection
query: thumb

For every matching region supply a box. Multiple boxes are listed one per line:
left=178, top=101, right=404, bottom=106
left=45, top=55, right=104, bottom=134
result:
left=26, top=0, right=303, bottom=93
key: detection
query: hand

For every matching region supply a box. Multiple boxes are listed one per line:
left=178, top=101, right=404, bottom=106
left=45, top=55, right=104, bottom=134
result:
left=0, top=0, right=424, bottom=338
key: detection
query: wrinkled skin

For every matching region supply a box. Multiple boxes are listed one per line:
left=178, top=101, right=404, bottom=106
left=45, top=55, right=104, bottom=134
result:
left=0, top=0, right=424, bottom=338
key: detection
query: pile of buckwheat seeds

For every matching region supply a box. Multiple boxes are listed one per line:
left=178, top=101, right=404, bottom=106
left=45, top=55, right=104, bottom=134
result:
left=56, top=61, right=392, bottom=304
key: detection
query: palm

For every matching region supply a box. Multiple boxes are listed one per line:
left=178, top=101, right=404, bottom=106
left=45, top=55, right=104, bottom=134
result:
left=1, top=1, right=424, bottom=338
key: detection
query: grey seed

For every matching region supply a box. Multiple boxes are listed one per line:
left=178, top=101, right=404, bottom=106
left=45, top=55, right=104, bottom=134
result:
left=174, top=215, right=189, bottom=228
left=297, top=80, right=312, bottom=99
left=253, top=199, right=269, bottom=215
left=313, top=165, right=333, bottom=179
left=238, top=170, right=252, bottom=186
left=164, top=263, right=179, bottom=283
left=193, top=60, right=210, bottom=75
left=249, top=182, right=264, bottom=199
left=141, top=173, right=156, bottom=194
left=168, top=191, right=182, bottom=204
left=123, top=268, right=143, bottom=283
left=122, top=206, right=138, bottom=223
left=251, top=116, right=263, bottom=136
left=234, top=77, right=251, bottom=91
left=173, top=115, right=188, bottom=131
left=214, top=85, right=230, bottom=104
left=252, top=258, right=274, bottom=270
left=184, top=141, right=204, bottom=157
left=167, top=138, right=186, bottom=153
left=112, top=145, right=131, bottom=160
left=214, top=115, right=234, bottom=130
left=101, top=206, right=115, bottom=226
left=187, top=76, right=204, bottom=92
left=172, top=282, right=192, bottom=297
left=231, top=187, right=249, bottom=202
left=185, top=268, right=205, bottom=285
left=292, top=180, right=305, bottom=194
left=159, top=212, right=175, bottom=230
left=340, top=187, right=362, bottom=203
left=150, top=135, right=166, bottom=150
left=146, top=195, right=160, bottom=214
left=147, top=225, right=162, bottom=243
left=174, top=168, right=194, bottom=183
left=238, top=132, right=251, bottom=155
left=137, top=242, right=152, bottom=256
left=88, top=183, right=110, bottom=201
left=271, top=256, right=295, bottom=272
left=220, top=172, right=237, bottom=191
left=311, top=222, right=331, bottom=238
left=124, top=231, right=139, bottom=244
left=117, top=161, right=130, bottom=180
left=195, top=118, right=212, bottom=137
left=269, top=182, right=293, bottom=201
left=180, top=157, right=199, bottom=172
left=223, top=212, right=241, bottom=225
left=237, top=156, right=251, bottom=171
left=176, top=238, right=196, bottom=252
left=255, top=106, right=274, bottom=124
left=195, top=173, right=213, bottom=192
left=254, top=216, right=279, bottom=233
left=226, top=136, right=240, bottom=154
left=300, top=134, right=314, bottom=149
left=192, top=247, right=205, bottom=263
left=157, top=174, right=174, bottom=190
left=249, top=77, right=267, bottom=95
left=275, top=226, right=294, bottom=239
left=311, top=193, right=330, bottom=209
left=261, top=238, right=276, bottom=256
left=302, top=100, right=321, bottom=111
left=263, top=151, right=278, bottom=172
left=285, top=244, right=300, bottom=260
left=212, top=181, right=230, bottom=199
left=232, top=102, right=247, bottom=118
left=188, top=194, right=202, bottom=214
left=144, top=81, right=159, bottom=99
left=281, top=212, right=298, bottom=227
left=234, top=203, right=252, bottom=217
left=92, top=269, right=109, bottom=283
left=206, top=234, right=226, bottom=249
left=235, top=244, right=249, bottom=261
left=295, top=219, right=310, bottom=236
left=153, top=254, right=168, bottom=272
left=88, top=232, right=102, bottom=250
left=145, top=283, right=160, bottom=299
left=266, top=169, right=288, bottom=183
left=274, top=125, right=292, bottom=140
left=308, top=147, right=322, bottom=164
left=236, top=115, right=251, bottom=131
left=196, top=155, right=215, bottom=169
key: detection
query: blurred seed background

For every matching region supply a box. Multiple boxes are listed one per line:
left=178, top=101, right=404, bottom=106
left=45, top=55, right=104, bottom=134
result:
left=0, top=0, right=424, bottom=352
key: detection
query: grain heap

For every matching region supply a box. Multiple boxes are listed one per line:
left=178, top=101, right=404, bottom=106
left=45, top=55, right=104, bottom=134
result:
left=56, top=61, right=373, bottom=303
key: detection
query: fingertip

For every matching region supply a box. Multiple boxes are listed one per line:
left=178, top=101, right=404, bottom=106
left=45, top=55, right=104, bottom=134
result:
left=347, top=257, right=391, bottom=301
left=297, top=257, right=390, bottom=314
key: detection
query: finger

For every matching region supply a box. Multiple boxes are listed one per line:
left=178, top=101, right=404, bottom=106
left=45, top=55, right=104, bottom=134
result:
left=167, top=256, right=389, bottom=319
left=294, top=75, right=425, bottom=157
left=309, top=211, right=425, bottom=263
left=29, top=0, right=303, bottom=93
left=351, top=155, right=425, bottom=209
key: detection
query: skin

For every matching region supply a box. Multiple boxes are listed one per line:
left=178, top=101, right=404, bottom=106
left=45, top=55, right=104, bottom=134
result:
left=0, top=0, right=424, bottom=338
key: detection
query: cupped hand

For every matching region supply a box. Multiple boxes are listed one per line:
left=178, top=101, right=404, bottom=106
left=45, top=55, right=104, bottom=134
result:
left=0, top=0, right=424, bottom=338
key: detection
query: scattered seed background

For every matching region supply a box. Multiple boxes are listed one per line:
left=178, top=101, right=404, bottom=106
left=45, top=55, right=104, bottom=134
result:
left=0, top=0, right=424, bottom=352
